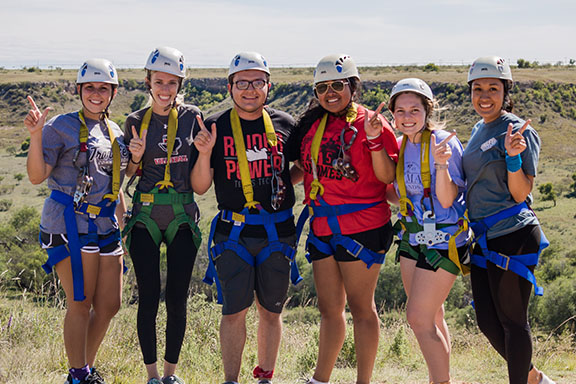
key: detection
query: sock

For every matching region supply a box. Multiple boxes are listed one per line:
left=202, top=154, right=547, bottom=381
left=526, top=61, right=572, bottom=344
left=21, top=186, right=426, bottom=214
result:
left=69, top=364, right=90, bottom=381
left=309, top=378, right=330, bottom=384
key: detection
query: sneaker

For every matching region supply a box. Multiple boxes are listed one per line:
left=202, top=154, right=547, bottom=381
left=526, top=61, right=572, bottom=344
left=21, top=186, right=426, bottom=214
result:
left=539, top=372, right=556, bottom=384
left=147, top=379, right=163, bottom=384
left=89, top=368, right=106, bottom=384
left=258, top=380, right=272, bottom=384
left=64, top=373, right=101, bottom=384
left=162, top=375, right=185, bottom=384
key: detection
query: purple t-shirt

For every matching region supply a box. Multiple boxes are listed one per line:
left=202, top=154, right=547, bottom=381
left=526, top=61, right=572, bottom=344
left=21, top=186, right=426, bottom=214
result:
left=40, top=111, right=129, bottom=234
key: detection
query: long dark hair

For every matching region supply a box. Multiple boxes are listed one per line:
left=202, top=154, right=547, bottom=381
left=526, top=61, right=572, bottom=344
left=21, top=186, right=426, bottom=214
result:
left=295, top=77, right=361, bottom=146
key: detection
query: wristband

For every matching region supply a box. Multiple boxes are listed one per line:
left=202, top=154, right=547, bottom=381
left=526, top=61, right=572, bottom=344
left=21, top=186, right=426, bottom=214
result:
left=505, top=152, right=522, bottom=172
left=434, top=163, right=449, bottom=170
left=365, top=134, right=385, bottom=152
left=129, top=157, right=141, bottom=165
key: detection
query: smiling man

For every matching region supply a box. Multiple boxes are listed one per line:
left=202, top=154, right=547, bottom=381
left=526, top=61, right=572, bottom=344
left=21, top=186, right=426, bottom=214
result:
left=203, top=52, right=300, bottom=384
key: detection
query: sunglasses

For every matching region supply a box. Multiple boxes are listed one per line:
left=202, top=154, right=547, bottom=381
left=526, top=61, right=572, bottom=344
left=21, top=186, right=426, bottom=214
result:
left=234, top=79, right=268, bottom=90
left=315, top=80, right=349, bottom=95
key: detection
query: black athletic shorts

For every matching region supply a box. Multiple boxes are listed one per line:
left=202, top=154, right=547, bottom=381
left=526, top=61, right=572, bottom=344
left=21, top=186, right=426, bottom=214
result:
left=213, top=231, right=297, bottom=315
left=307, top=221, right=394, bottom=262
left=40, top=230, right=123, bottom=256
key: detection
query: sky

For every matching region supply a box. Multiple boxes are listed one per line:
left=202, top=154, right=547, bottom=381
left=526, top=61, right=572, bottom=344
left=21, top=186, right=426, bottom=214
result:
left=2, top=0, right=575, bottom=69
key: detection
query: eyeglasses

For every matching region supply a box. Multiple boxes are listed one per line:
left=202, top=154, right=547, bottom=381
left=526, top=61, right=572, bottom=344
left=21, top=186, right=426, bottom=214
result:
left=315, top=80, right=349, bottom=95
left=234, top=79, right=268, bottom=90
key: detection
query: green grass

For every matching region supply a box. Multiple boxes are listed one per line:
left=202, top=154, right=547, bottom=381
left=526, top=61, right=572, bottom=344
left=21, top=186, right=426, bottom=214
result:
left=1, top=291, right=574, bottom=384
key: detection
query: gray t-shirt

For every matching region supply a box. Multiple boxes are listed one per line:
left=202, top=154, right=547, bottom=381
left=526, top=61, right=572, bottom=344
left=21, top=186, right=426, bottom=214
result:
left=124, top=104, right=202, bottom=230
left=40, top=111, right=129, bottom=234
left=462, top=113, right=541, bottom=239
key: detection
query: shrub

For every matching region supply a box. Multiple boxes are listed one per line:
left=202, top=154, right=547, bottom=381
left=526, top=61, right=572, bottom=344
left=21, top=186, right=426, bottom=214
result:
left=423, top=63, right=439, bottom=72
left=0, top=199, right=12, bottom=211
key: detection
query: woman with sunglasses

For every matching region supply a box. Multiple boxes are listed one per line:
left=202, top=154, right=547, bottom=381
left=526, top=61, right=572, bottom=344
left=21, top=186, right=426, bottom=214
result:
left=388, top=78, right=470, bottom=384
left=25, top=59, right=128, bottom=384
left=464, top=56, right=554, bottom=384
left=293, top=54, right=398, bottom=384
left=123, top=47, right=215, bottom=384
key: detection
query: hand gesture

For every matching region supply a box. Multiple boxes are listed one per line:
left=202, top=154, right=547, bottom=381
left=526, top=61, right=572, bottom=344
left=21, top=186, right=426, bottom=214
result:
left=129, top=125, right=147, bottom=163
left=24, top=96, right=52, bottom=137
left=364, top=102, right=387, bottom=138
left=193, top=115, right=217, bottom=155
left=505, top=120, right=530, bottom=157
left=432, top=131, right=457, bottom=165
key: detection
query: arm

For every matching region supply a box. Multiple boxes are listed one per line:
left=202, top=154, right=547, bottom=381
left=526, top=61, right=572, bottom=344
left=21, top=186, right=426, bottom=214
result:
left=190, top=116, right=216, bottom=195
left=25, top=96, right=53, bottom=184
left=432, top=132, right=459, bottom=209
left=505, top=121, right=535, bottom=202
left=386, top=183, right=399, bottom=206
left=364, top=103, right=396, bottom=184
left=115, top=189, right=127, bottom=231
left=290, top=160, right=304, bottom=185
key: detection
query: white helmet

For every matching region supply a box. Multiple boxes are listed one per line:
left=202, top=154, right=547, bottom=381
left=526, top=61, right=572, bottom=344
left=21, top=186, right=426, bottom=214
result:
left=145, top=47, right=186, bottom=78
left=389, top=78, right=433, bottom=110
left=313, top=54, right=359, bottom=85
left=77, top=59, right=118, bottom=85
left=468, top=56, right=513, bottom=83
left=228, top=52, right=270, bottom=77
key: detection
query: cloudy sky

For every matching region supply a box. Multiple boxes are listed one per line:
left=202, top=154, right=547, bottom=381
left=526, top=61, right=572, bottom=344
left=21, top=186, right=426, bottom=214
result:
left=2, top=0, right=575, bottom=68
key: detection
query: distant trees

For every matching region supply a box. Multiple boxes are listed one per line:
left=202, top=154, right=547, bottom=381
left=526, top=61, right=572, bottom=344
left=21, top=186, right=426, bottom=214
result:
left=538, top=182, right=557, bottom=206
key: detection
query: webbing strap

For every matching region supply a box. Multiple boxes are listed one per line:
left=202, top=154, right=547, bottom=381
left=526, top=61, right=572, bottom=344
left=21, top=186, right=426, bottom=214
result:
left=49, top=190, right=117, bottom=301
left=309, top=103, right=358, bottom=201
left=139, top=107, right=179, bottom=190
left=230, top=108, right=278, bottom=209
left=396, top=129, right=431, bottom=216
left=470, top=202, right=548, bottom=295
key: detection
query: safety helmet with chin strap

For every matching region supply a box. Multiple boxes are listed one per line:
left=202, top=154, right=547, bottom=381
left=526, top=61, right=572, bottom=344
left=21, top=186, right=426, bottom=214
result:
left=388, top=78, right=434, bottom=111
left=145, top=46, right=186, bottom=78
left=228, top=52, right=270, bottom=78
left=77, top=59, right=118, bottom=118
left=467, top=56, right=513, bottom=84
left=77, top=58, right=118, bottom=85
left=313, top=54, right=359, bottom=85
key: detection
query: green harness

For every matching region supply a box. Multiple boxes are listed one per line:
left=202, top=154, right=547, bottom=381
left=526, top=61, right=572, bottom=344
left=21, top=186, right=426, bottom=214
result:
left=123, top=187, right=201, bottom=249
left=122, top=106, right=201, bottom=249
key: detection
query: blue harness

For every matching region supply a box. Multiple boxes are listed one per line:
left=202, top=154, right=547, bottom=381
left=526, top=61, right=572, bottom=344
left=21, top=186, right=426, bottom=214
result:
left=203, top=207, right=302, bottom=304
left=42, top=190, right=119, bottom=301
left=296, top=198, right=386, bottom=268
left=470, top=202, right=549, bottom=296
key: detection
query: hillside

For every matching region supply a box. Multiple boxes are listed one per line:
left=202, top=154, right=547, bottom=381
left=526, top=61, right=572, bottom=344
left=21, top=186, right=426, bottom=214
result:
left=0, top=66, right=575, bottom=341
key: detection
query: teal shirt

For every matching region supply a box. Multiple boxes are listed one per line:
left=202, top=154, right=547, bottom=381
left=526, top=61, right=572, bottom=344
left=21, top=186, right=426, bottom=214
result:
left=462, top=113, right=541, bottom=239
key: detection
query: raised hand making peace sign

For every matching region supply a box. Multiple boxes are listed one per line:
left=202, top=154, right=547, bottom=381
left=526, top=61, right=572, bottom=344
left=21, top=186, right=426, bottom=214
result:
left=129, top=125, right=148, bottom=163
left=24, top=96, right=52, bottom=137
left=505, top=119, right=530, bottom=157
left=364, top=101, right=387, bottom=138
left=431, top=130, right=457, bottom=166
left=193, top=115, right=217, bottom=155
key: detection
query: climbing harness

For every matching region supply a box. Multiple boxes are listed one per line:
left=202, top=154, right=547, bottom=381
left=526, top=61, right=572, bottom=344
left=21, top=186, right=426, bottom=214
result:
left=394, top=129, right=471, bottom=275
left=203, top=108, right=300, bottom=303
left=298, top=104, right=386, bottom=268
left=123, top=106, right=201, bottom=249
left=469, top=202, right=549, bottom=295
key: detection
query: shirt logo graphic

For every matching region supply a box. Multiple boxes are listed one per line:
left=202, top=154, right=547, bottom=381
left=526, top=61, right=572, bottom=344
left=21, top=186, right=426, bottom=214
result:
left=480, top=137, right=497, bottom=152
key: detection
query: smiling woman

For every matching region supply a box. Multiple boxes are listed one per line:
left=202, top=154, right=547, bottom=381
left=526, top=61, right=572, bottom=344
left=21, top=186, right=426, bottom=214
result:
left=24, top=58, right=129, bottom=384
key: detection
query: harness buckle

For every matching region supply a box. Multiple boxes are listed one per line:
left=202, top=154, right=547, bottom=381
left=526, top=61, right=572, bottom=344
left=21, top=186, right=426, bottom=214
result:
left=496, top=253, right=510, bottom=270
left=347, top=239, right=365, bottom=259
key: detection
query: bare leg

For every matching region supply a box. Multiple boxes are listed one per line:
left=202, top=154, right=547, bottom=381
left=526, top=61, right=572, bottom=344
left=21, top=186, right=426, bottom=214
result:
left=311, top=257, right=346, bottom=383
left=54, top=252, right=100, bottom=369
left=339, top=260, right=382, bottom=384
left=404, top=265, right=456, bottom=383
left=86, top=255, right=123, bottom=366
left=220, top=308, right=249, bottom=382
left=256, top=299, right=282, bottom=372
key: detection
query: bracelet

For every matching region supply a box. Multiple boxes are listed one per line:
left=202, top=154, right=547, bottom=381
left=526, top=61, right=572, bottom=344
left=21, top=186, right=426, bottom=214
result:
left=129, top=157, right=141, bottom=165
left=505, top=152, right=522, bottom=172
left=366, top=132, right=382, bottom=140
left=434, top=163, right=449, bottom=170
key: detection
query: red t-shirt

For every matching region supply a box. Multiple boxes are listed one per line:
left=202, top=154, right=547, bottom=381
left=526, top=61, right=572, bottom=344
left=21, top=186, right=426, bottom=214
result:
left=300, top=106, right=399, bottom=236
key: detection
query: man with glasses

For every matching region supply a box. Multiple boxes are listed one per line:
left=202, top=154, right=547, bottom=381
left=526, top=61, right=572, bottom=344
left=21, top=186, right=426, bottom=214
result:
left=203, top=52, right=300, bottom=384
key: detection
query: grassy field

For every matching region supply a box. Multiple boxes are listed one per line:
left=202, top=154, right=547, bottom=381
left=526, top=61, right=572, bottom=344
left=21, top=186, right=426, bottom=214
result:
left=0, top=66, right=575, bottom=383
left=1, top=291, right=575, bottom=384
